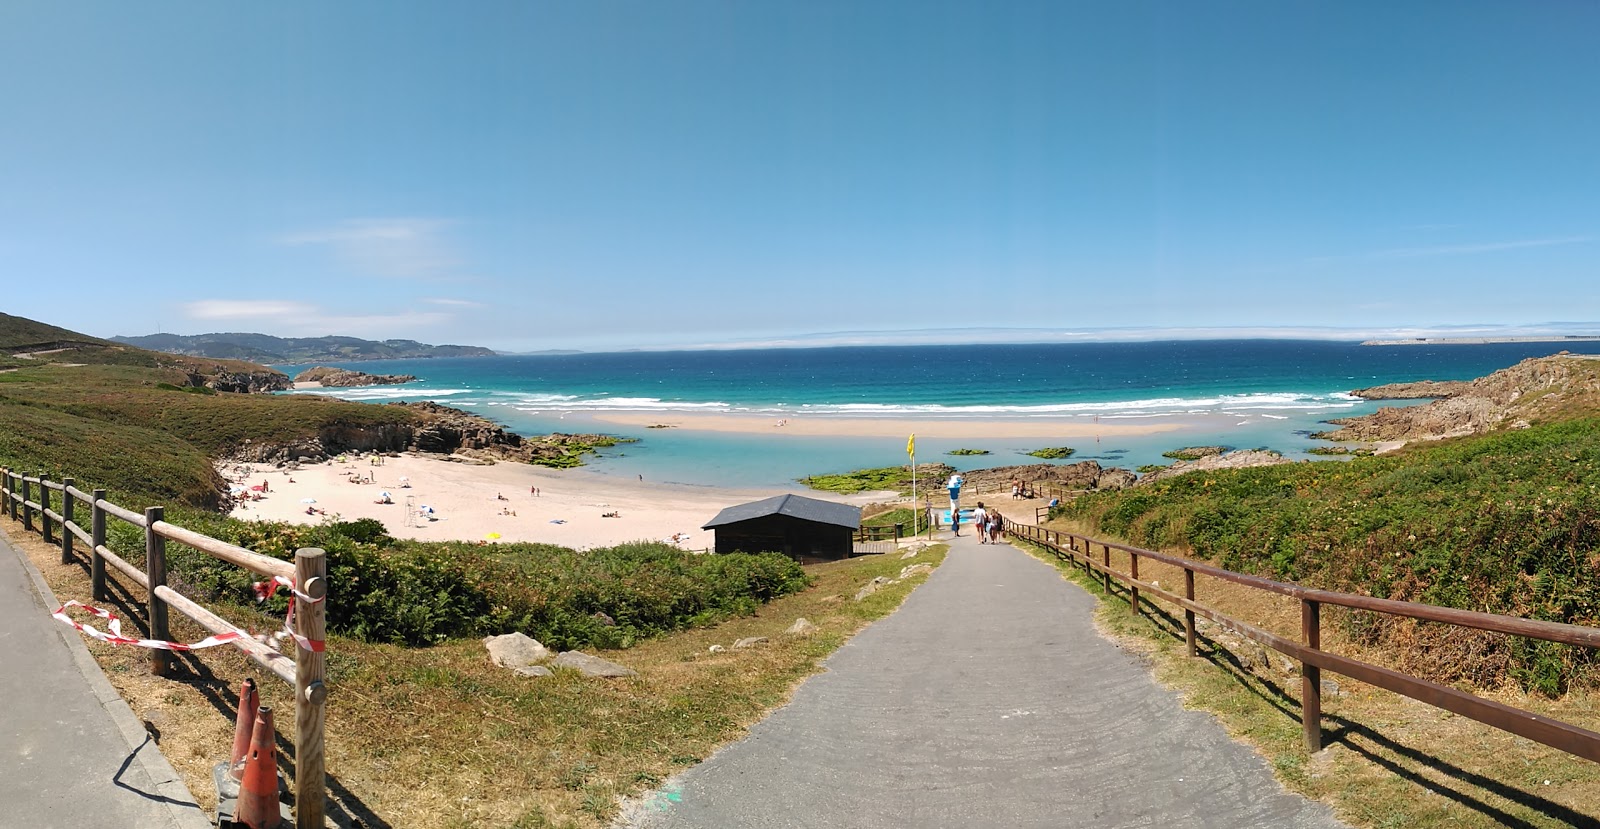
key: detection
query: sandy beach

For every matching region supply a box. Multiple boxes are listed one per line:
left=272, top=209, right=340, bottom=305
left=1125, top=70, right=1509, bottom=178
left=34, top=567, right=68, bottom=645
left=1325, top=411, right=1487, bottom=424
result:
left=592, top=411, right=1188, bottom=439
left=224, top=453, right=873, bottom=550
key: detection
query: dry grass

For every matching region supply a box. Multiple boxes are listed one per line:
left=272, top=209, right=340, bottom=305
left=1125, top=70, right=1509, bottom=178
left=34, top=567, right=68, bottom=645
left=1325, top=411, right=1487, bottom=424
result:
left=6, top=522, right=944, bottom=828
left=1021, top=519, right=1600, bottom=828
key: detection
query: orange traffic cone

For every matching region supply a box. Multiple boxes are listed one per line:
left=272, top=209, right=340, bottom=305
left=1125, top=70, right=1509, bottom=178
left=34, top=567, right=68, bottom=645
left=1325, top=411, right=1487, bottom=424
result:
left=234, top=705, right=283, bottom=829
left=228, top=678, right=259, bottom=781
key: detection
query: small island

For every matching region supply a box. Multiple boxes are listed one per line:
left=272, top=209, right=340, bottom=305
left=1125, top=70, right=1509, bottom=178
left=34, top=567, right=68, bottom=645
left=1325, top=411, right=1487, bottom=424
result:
left=294, top=366, right=418, bottom=388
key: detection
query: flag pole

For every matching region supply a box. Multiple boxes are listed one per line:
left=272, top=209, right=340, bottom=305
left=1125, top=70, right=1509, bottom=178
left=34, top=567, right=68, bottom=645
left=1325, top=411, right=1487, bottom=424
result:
left=907, top=434, right=917, bottom=538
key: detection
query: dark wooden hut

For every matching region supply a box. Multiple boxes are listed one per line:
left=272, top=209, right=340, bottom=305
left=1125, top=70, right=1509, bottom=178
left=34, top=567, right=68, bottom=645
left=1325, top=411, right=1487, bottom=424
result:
left=702, top=494, right=861, bottom=564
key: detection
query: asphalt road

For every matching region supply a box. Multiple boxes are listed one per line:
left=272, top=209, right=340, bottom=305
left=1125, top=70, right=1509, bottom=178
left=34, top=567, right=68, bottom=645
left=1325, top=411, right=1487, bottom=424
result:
left=619, top=533, right=1349, bottom=829
left=0, top=531, right=210, bottom=829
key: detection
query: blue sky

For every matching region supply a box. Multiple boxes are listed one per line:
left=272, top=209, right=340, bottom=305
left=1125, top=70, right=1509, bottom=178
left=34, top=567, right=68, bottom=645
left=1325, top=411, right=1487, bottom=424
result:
left=2, top=2, right=1596, bottom=352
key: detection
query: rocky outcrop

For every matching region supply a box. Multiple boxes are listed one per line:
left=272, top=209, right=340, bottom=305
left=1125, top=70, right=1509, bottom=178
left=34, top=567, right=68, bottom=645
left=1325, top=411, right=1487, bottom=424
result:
left=1348, top=380, right=1471, bottom=400
left=1317, top=354, right=1600, bottom=444
left=959, top=461, right=1137, bottom=492
left=1162, top=446, right=1228, bottom=460
left=1137, top=449, right=1293, bottom=485
left=189, top=369, right=290, bottom=393
left=223, top=401, right=628, bottom=468
left=294, top=366, right=417, bottom=387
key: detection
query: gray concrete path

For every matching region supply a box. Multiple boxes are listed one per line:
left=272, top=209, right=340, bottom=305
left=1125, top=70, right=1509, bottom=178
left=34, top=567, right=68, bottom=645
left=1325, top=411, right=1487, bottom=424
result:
left=0, top=532, right=211, bottom=828
left=623, top=533, right=1348, bottom=829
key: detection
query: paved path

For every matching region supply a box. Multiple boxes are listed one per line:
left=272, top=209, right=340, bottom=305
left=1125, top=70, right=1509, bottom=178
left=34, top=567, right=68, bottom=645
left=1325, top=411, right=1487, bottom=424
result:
left=0, top=531, right=211, bottom=829
left=623, top=533, right=1348, bottom=829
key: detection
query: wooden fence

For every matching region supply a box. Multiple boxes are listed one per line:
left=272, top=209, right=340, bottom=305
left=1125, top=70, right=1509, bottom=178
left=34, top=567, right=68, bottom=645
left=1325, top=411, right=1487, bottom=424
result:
left=1002, top=517, right=1600, bottom=763
left=1, top=468, right=327, bottom=828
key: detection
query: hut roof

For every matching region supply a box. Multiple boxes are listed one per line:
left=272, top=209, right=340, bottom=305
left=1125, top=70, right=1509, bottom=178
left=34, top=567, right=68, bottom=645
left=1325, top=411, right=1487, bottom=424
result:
left=702, top=494, right=861, bottom=531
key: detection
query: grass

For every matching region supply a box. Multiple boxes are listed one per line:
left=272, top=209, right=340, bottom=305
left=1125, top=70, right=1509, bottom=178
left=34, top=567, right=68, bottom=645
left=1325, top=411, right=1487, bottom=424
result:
left=1061, top=417, right=1600, bottom=694
left=799, top=462, right=954, bottom=495
left=8, top=519, right=945, bottom=828
left=1011, top=524, right=1600, bottom=828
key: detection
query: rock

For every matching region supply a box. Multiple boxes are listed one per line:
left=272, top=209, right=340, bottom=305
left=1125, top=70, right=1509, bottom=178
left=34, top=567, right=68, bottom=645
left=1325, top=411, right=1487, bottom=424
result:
left=784, top=618, right=817, bottom=636
left=708, top=644, right=725, bottom=653
left=483, top=632, right=551, bottom=669
left=733, top=637, right=769, bottom=649
left=551, top=651, right=638, bottom=678
left=1319, top=354, right=1600, bottom=444
left=854, top=576, right=893, bottom=602
left=1136, top=450, right=1292, bottom=485
left=1320, top=678, right=1343, bottom=697
left=897, top=563, right=934, bottom=581
left=514, top=665, right=554, bottom=678
left=1163, top=446, right=1230, bottom=460
left=1349, top=380, right=1471, bottom=400
left=293, top=366, right=417, bottom=387
left=1094, top=467, right=1138, bottom=490
left=901, top=548, right=923, bottom=559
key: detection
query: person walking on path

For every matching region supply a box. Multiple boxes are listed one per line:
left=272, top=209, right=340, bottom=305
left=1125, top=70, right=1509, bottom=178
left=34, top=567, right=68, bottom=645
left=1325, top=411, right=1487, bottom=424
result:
left=972, top=502, right=989, bottom=544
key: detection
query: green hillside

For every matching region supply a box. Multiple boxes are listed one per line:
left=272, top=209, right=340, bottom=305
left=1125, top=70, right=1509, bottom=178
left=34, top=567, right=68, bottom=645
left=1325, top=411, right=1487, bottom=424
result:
left=0, top=317, right=417, bottom=508
left=1060, top=417, right=1600, bottom=694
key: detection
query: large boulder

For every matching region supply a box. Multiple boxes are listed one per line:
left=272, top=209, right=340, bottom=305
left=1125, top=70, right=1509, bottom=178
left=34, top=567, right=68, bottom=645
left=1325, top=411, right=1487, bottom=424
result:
left=551, top=651, right=638, bottom=678
left=484, top=632, right=552, bottom=669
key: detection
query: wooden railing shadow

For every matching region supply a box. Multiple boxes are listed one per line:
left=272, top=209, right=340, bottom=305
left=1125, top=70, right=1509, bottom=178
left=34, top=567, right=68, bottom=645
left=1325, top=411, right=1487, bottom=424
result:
left=3, top=467, right=333, bottom=829
left=1006, top=516, right=1600, bottom=825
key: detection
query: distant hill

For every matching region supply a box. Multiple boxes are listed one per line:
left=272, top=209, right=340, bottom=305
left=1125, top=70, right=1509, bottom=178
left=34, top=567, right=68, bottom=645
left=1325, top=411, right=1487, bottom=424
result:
left=0, top=311, right=116, bottom=351
left=110, top=332, right=498, bottom=363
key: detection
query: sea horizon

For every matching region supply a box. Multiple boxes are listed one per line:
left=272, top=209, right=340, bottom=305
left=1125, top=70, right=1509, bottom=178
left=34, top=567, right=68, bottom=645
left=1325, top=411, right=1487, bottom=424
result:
left=278, top=338, right=1600, bottom=488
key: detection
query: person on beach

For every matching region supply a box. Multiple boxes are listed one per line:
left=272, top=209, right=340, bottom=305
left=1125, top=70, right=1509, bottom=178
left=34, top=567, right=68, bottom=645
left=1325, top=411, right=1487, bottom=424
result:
left=972, top=503, right=989, bottom=544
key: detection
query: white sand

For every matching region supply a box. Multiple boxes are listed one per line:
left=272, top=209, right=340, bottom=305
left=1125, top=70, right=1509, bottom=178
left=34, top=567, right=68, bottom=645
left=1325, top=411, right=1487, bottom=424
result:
left=223, top=453, right=874, bottom=550
left=592, top=411, right=1187, bottom=439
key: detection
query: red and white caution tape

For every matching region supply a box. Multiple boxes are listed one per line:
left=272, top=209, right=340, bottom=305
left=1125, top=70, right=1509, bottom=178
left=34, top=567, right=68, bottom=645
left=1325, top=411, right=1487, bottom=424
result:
left=252, top=575, right=326, bottom=653
left=53, top=601, right=245, bottom=651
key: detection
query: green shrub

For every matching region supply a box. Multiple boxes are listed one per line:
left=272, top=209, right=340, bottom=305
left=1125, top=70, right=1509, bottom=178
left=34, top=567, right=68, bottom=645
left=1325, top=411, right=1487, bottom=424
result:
left=1027, top=447, right=1075, bottom=459
left=1063, top=418, right=1600, bottom=694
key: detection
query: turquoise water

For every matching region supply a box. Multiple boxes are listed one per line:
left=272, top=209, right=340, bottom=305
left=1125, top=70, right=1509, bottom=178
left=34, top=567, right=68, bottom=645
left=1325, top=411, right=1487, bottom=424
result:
left=279, top=340, right=1600, bottom=486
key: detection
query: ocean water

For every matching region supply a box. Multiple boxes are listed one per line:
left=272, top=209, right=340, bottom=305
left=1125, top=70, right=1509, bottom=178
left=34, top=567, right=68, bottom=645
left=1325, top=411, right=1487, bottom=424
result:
left=279, top=340, right=1600, bottom=487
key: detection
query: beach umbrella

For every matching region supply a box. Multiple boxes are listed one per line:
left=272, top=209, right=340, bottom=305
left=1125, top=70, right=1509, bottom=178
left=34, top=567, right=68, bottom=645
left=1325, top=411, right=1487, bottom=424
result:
left=379, top=491, right=391, bottom=498
left=485, top=532, right=501, bottom=540
left=398, top=476, right=410, bottom=483
left=300, top=497, right=317, bottom=504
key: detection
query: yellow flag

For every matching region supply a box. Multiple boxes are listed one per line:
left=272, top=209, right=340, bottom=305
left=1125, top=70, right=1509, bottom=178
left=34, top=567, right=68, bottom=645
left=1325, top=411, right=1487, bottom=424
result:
left=907, top=434, right=915, bottom=457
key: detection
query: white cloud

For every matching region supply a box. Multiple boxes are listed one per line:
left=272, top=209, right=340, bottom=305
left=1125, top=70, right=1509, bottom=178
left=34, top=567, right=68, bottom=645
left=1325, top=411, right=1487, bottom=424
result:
left=422, top=297, right=485, bottom=308
left=1373, top=235, right=1593, bottom=259
left=280, top=218, right=463, bottom=279
left=185, top=299, right=316, bottom=319
left=181, top=298, right=456, bottom=339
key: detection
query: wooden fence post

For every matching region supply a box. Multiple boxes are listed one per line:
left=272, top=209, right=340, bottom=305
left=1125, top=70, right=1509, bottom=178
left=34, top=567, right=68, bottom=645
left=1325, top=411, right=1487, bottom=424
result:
left=2, top=468, right=11, bottom=519
left=294, top=547, right=328, bottom=829
left=145, top=506, right=172, bottom=676
left=1129, top=552, right=1140, bottom=614
left=1302, top=598, right=1322, bottom=753
left=1184, top=567, right=1197, bottom=657
left=22, top=473, right=33, bottom=532
left=1102, top=544, right=1111, bottom=593
left=91, top=489, right=107, bottom=601
left=60, top=477, right=74, bottom=563
left=40, top=474, right=53, bottom=545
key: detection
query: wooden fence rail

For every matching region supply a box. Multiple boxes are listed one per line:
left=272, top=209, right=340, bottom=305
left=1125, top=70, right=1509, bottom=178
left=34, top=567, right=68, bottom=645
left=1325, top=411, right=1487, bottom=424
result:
left=1001, top=516, right=1600, bottom=764
left=0, top=467, right=327, bottom=828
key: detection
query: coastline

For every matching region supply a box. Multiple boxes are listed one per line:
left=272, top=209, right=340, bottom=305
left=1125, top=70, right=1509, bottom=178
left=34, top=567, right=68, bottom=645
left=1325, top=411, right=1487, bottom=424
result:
left=589, top=411, right=1191, bottom=439
left=223, top=453, right=872, bottom=550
